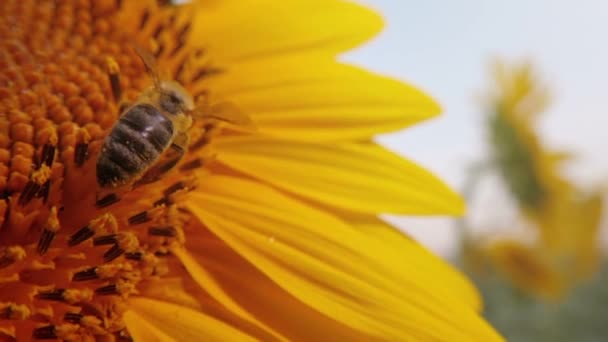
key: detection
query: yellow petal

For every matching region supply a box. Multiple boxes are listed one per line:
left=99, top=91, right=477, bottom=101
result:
left=187, top=176, right=502, bottom=340
left=192, top=0, right=383, bottom=63
left=124, top=310, right=177, bottom=342
left=203, top=55, right=440, bottom=141
left=136, top=277, right=202, bottom=310
left=215, top=137, right=464, bottom=215
left=128, top=297, right=257, bottom=341
left=183, top=225, right=377, bottom=341
left=171, top=247, right=287, bottom=341
left=349, top=215, right=483, bottom=312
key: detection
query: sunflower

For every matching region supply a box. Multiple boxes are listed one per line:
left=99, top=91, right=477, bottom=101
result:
left=486, top=61, right=569, bottom=221
left=536, top=189, right=604, bottom=281
left=0, top=0, right=501, bottom=340
left=483, top=239, right=564, bottom=300
left=476, top=61, right=605, bottom=299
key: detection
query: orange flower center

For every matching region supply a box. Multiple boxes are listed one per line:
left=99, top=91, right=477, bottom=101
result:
left=0, top=0, right=215, bottom=339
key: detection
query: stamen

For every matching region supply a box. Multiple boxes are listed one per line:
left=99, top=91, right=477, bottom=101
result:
left=174, top=58, right=187, bottom=80
left=33, top=325, right=57, bottom=339
left=36, top=180, right=51, bottom=203
left=178, top=158, right=203, bottom=171
left=95, top=284, right=118, bottom=295
left=163, top=181, right=185, bottom=197
left=36, top=127, right=59, bottom=169
left=68, top=225, right=95, bottom=246
left=106, top=57, right=122, bottom=103
left=0, top=305, right=12, bottom=320
left=36, top=288, right=66, bottom=301
left=128, top=210, right=150, bottom=225
left=96, top=263, right=133, bottom=278
left=70, top=213, right=118, bottom=246
left=37, top=206, right=60, bottom=255
left=153, top=178, right=197, bottom=207
left=18, top=165, right=51, bottom=206
left=190, top=66, right=223, bottom=83
left=153, top=43, right=166, bottom=58
left=0, top=303, right=30, bottom=320
left=125, top=251, right=143, bottom=261
left=63, top=312, right=83, bottom=323
left=0, top=246, right=26, bottom=268
left=176, top=23, right=192, bottom=44
left=61, top=289, right=93, bottom=304
left=19, top=176, right=40, bottom=206
left=103, top=233, right=139, bottom=262
left=93, top=234, right=118, bottom=246
left=103, top=244, right=124, bottom=262
left=74, top=128, right=92, bottom=167
left=152, top=24, right=165, bottom=40
left=72, top=267, right=99, bottom=281
left=74, top=142, right=89, bottom=167
left=169, top=22, right=192, bottom=57
left=40, top=143, right=56, bottom=167
left=190, top=135, right=209, bottom=151
left=139, top=9, right=151, bottom=30
left=80, top=315, right=105, bottom=335
left=36, top=288, right=94, bottom=304
left=153, top=197, right=170, bottom=207
left=194, top=48, right=206, bottom=58
left=95, top=280, right=135, bottom=297
left=148, top=226, right=176, bottom=237
left=96, top=193, right=120, bottom=208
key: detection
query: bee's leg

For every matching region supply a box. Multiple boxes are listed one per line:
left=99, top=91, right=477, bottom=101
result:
left=134, top=132, right=189, bottom=187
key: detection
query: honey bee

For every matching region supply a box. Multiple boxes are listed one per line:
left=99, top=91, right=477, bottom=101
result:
left=96, top=48, right=250, bottom=190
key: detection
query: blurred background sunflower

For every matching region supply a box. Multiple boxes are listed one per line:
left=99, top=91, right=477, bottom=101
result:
left=351, top=1, right=608, bottom=341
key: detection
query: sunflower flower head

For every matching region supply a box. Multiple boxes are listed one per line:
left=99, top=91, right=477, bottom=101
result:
left=537, top=189, right=604, bottom=280
left=486, top=61, right=568, bottom=215
left=483, top=240, right=565, bottom=300
left=0, top=0, right=501, bottom=340
left=475, top=61, right=605, bottom=301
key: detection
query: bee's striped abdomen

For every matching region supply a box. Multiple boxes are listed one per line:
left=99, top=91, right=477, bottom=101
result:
left=97, top=104, right=174, bottom=187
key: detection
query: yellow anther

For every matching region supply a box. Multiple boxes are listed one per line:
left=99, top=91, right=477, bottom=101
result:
left=63, top=289, right=93, bottom=304
left=81, top=315, right=107, bottom=335
left=90, top=213, right=118, bottom=234
left=78, top=127, right=92, bottom=144
left=46, top=206, right=60, bottom=232
left=115, top=279, right=137, bottom=298
left=117, top=232, right=139, bottom=252
left=31, top=165, right=51, bottom=185
left=105, top=57, right=120, bottom=75
left=148, top=39, right=160, bottom=55
left=96, top=263, right=133, bottom=279
left=1, top=303, right=31, bottom=320
left=0, top=245, right=26, bottom=264
left=55, top=323, right=80, bottom=340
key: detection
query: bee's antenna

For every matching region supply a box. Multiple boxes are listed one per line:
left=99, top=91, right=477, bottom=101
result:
left=133, top=45, right=161, bottom=90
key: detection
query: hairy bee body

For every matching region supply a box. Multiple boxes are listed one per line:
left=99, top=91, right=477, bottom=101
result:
left=97, top=103, right=174, bottom=188
left=96, top=49, right=251, bottom=192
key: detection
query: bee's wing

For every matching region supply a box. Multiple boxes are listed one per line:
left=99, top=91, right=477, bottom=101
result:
left=196, top=102, right=256, bottom=128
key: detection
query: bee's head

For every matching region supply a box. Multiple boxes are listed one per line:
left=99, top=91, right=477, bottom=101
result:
left=158, top=81, right=195, bottom=115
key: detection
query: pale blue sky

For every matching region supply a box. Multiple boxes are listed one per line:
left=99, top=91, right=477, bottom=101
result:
left=346, top=1, right=608, bottom=255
